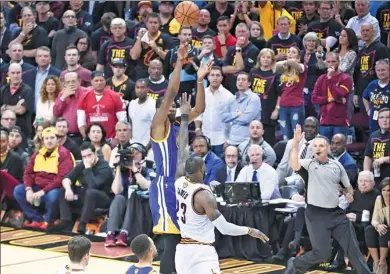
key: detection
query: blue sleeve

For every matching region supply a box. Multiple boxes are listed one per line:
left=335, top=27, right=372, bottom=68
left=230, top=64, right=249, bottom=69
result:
left=221, top=100, right=239, bottom=123
left=235, top=95, right=261, bottom=125
left=205, top=158, right=225, bottom=185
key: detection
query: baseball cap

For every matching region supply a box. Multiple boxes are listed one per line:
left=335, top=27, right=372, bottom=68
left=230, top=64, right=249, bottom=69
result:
left=160, top=1, right=174, bottom=5
left=138, top=1, right=153, bottom=8
left=91, top=70, right=105, bottom=79
left=112, top=58, right=127, bottom=67
left=42, top=127, right=58, bottom=137
left=8, top=126, right=22, bottom=136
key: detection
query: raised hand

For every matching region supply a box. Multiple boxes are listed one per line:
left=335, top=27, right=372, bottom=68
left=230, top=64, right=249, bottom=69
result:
left=197, top=59, right=214, bottom=81
left=293, top=124, right=304, bottom=145
left=249, top=228, right=269, bottom=243
left=236, top=36, right=246, bottom=48
left=178, top=43, right=189, bottom=61
left=179, top=93, right=192, bottom=116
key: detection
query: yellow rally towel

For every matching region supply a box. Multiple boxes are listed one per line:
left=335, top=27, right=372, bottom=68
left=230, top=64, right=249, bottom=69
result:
left=33, top=147, right=60, bottom=174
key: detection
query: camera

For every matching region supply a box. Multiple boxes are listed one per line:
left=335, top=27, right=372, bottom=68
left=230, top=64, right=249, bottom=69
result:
left=118, top=148, right=136, bottom=167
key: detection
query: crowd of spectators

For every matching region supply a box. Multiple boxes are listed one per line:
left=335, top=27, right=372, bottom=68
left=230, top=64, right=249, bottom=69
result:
left=0, top=0, right=389, bottom=273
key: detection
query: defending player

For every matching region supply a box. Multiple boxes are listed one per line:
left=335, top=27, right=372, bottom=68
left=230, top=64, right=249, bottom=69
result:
left=175, top=156, right=269, bottom=274
left=149, top=41, right=212, bottom=274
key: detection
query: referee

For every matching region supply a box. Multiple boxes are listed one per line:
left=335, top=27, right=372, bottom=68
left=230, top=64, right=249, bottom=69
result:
left=285, top=125, right=371, bottom=274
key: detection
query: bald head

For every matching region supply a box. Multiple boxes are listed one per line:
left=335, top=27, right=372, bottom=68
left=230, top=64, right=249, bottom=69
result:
left=303, top=117, right=319, bottom=141
left=63, top=71, right=80, bottom=89
left=8, top=63, right=22, bottom=72
left=8, top=63, right=22, bottom=84
left=224, top=145, right=239, bottom=169
left=330, top=134, right=346, bottom=157
left=249, top=120, right=264, bottom=140
left=361, top=23, right=374, bottom=42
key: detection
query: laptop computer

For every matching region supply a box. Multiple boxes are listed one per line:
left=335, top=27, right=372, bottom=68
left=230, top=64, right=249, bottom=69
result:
left=222, top=182, right=261, bottom=204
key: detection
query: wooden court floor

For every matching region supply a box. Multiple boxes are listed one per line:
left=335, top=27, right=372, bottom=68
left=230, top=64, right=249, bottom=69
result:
left=0, top=226, right=347, bottom=274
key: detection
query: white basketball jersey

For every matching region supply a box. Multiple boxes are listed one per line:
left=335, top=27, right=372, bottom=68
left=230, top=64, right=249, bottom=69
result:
left=175, top=176, right=215, bottom=244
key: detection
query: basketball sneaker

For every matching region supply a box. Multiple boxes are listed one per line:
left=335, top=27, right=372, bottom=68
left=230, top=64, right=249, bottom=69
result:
left=104, top=232, right=116, bottom=247
left=115, top=232, right=128, bottom=247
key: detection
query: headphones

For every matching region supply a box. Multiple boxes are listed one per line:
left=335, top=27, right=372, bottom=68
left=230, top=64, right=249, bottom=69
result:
left=191, top=135, right=212, bottom=151
left=221, top=145, right=242, bottom=162
left=129, top=142, right=148, bottom=159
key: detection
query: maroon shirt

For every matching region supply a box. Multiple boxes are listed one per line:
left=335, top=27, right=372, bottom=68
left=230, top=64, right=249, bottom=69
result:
left=60, top=66, right=92, bottom=87
left=279, top=65, right=308, bottom=107
left=312, top=72, right=353, bottom=126
left=23, top=146, right=74, bottom=193
left=53, top=86, right=89, bottom=133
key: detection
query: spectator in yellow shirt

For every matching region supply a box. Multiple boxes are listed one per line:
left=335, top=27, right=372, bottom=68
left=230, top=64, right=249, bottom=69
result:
left=257, top=1, right=296, bottom=40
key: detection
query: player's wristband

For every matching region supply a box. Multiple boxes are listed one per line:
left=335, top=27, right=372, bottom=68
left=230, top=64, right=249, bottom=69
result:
left=247, top=227, right=252, bottom=235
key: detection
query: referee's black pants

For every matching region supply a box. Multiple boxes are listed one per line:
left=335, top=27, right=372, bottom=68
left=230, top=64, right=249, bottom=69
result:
left=293, top=205, right=371, bottom=274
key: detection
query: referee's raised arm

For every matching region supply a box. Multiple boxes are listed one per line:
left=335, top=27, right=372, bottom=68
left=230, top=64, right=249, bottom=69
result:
left=290, top=125, right=304, bottom=172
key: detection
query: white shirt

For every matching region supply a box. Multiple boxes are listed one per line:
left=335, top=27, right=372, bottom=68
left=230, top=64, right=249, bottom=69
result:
left=334, top=150, right=346, bottom=161
left=35, top=99, right=55, bottom=123
left=128, top=97, right=156, bottom=147
left=346, top=13, right=381, bottom=50
left=226, top=165, right=237, bottom=182
left=175, top=176, right=215, bottom=243
left=196, top=85, right=234, bottom=146
left=299, top=138, right=314, bottom=158
left=236, top=163, right=279, bottom=200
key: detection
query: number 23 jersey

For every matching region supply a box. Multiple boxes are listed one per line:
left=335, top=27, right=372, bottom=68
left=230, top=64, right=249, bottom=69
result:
left=175, top=176, right=215, bottom=244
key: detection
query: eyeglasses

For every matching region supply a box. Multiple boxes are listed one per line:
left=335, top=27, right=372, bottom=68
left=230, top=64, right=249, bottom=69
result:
left=1, top=117, right=16, bottom=121
left=376, top=58, right=389, bottom=65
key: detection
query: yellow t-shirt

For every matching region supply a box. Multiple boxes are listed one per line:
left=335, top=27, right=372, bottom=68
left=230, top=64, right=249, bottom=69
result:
left=259, top=1, right=297, bottom=40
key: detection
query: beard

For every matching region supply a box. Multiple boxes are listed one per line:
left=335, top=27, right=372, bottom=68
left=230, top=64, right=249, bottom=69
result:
left=168, top=113, right=176, bottom=122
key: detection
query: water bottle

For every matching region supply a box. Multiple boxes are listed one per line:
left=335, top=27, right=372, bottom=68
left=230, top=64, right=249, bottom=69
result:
left=33, top=198, right=41, bottom=207
left=124, top=9, right=130, bottom=21
left=374, top=167, right=381, bottom=178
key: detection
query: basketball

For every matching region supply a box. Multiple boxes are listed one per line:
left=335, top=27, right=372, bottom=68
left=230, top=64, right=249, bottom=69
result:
left=174, top=1, right=200, bottom=27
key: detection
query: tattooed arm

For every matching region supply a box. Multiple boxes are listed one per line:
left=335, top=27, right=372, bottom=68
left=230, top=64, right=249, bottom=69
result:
left=175, top=94, right=191, bottom=179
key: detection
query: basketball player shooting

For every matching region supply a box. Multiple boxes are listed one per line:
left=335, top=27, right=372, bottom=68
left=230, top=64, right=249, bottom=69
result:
left=149, top=42, right=213, bottom=274
left=175, top=156, right=269, bottom=274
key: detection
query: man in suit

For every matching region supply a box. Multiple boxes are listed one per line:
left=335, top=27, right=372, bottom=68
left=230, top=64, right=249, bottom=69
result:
left=22, top=46, right=61, bottom=114
left=331, top=133, right=359, bottom=188
left=191, top=135, right=225, bottom=185
left=216, top=145, right=243, bottom=184
left=0, top=43, right=35, bottom=84
left=277, top=116, right=319, bottom=186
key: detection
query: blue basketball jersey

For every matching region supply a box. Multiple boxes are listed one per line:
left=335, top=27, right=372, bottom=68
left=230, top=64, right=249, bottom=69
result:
left=126, top=265, right=157, bottom=274
left=150, top=121, right=181, bottom=234
left=151, top=122, right=179, bottom=178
